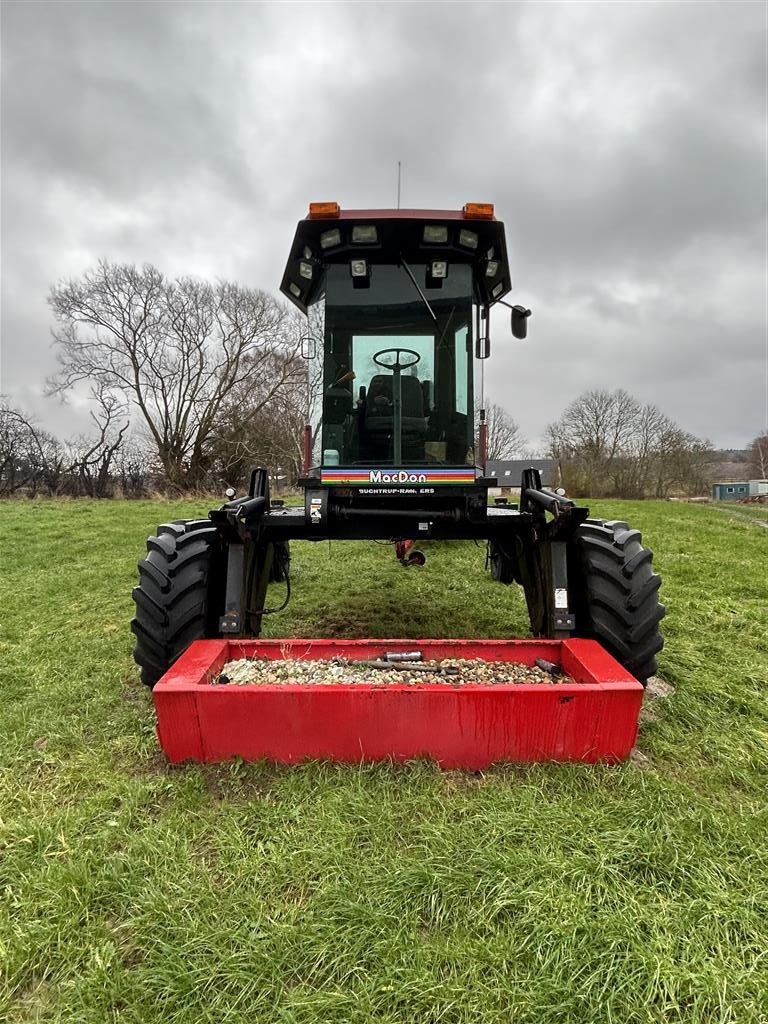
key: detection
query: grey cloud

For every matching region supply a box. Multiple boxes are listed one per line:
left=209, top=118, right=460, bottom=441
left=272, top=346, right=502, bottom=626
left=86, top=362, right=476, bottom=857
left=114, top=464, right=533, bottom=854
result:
left=1, top=0, right=765, bottom=450
left=2, top=2, right=252, bottom=201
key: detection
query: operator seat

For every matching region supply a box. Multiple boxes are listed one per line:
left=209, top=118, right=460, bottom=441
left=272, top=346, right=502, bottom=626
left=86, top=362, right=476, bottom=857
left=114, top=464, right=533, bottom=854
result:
left=361, top=374, right=427, bottom=460
left=363, top=375, right=427, bottom=434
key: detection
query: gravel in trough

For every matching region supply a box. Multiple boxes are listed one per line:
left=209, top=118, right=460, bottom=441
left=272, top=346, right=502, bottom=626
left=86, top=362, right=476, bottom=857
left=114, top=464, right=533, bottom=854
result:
left=213, top=657, right=575, bottom=686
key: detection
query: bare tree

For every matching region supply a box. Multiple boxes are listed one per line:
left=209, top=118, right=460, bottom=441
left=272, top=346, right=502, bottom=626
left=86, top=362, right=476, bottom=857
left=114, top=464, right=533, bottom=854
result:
left=475, top=401, right=526, bottom=460
left=547, top=388, right=712, bottom=497
left=0, top=400, right=36, bottom=494
left=546, top=389, right=642, bottom=494
left=208, top=348, right=304, bottom=486
left=0, top=400, right=30, bottom=494
left=66, top=386, right=129, bottom=497
left=0, top=400, right=66, bottom=495
left=48, top=261, right=292, bottom=489
left=116, top=441, right=160, bottom=497
left=206, top=305, right=323, bottom=487
left=748, top=432, right=768, bottom=479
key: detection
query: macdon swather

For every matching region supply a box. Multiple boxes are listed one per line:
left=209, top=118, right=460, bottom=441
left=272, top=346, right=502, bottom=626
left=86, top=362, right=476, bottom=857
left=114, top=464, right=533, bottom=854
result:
left=131, top=201, right=665, bottom=767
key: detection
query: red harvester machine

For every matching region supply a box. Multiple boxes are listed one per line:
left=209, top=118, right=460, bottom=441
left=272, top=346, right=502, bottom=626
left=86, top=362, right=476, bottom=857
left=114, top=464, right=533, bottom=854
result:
left=132, top=201, right=665, bottom=766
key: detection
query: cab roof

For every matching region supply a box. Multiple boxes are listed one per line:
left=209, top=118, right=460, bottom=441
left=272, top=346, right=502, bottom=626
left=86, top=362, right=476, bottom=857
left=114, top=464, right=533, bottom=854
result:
left=279, top=205, right=512, bottom=314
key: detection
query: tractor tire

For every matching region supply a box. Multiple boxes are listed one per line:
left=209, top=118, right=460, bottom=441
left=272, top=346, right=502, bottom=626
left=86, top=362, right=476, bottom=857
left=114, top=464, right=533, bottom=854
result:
left=269, top=541, right=291, bottom=583
left=488, top=539, right=516, bottom=584
left=131, top=519, right=225, bottom=688
left=569, top=519, right=665, bottom=683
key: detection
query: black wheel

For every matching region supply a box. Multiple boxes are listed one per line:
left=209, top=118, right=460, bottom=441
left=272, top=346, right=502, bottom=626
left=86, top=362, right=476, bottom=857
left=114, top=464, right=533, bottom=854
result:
left=131, top=520, right=225, bottom=688
left=569, top=519, right=665, bottom=683
left=269, top=541, right=291, bottom=583
left=488, top=539, right=516, bottom=584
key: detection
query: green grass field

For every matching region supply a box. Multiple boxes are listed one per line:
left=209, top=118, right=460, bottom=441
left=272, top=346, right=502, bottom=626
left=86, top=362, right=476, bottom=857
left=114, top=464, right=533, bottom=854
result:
left=1, top=499, right=766, bottom=1024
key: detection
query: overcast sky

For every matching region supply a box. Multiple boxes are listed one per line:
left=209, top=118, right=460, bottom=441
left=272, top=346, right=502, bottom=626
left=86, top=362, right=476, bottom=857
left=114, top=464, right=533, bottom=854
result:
left=1, top=0, right=766, bottom=450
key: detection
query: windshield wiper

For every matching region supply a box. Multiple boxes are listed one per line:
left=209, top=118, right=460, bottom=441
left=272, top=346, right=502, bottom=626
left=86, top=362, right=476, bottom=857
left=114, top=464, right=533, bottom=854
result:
left=400, top=257, right=437, bottom=322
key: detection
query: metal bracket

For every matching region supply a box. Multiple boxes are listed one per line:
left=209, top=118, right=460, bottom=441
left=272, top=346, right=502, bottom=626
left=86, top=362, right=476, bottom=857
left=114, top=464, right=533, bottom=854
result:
left=554, top=612, right=576, bottom=631
left=550, top=540, right=575, bottom=639
left=249, top=466, right=271, bottom=504
left=219, top=543, right=245, bottom=634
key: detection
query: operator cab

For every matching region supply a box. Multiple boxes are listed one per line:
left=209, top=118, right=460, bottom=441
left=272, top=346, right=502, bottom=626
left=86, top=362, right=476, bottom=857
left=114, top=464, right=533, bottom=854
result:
left=280, top=203, right=520, bottom=481
left=321, top=262, right=472, bottom=467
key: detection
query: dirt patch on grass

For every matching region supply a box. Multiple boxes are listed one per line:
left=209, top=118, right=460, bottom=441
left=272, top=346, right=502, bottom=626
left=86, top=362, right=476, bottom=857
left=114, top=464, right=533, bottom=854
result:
left=198, top=761, right=283, bottom=802
left=440, top=769, right=491, bottom=791
left=645, top=676, right=676, bottom=700
left=143, top=747, right=175, bottom=775
left=630, top=747, right=652, bottom=769
left=120, top=669, right=152, bottom=699
left=631, top=674, right=676, bottom=766
left=640, top=675, right=676, bottom=725
left=14, top=978, right=57, bottom=1019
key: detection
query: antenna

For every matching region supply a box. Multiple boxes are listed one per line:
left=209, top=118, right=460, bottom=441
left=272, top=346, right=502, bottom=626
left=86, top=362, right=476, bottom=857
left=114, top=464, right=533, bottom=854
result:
left=397, top=161, right=401, bottom=208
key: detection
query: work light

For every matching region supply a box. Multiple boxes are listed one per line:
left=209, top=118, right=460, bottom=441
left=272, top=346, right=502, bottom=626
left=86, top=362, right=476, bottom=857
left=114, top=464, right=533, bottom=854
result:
left=352, top=225, right=378, bottom=243
left=320, top=228, right=342, bottom=249
left=350, top=258, right=370, bottom=290
left=423, top=225, right=448, bottom=244
left=458, top=229, right=479, bottom=250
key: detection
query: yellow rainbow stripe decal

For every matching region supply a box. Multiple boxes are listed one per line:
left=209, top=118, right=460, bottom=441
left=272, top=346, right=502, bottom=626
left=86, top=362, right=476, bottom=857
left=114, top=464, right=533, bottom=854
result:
left=320, top=468, right=476, bottom=486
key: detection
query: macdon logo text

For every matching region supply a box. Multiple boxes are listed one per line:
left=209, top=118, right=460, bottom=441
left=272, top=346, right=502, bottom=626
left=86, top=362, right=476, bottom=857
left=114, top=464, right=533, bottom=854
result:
left=369, top=470, right=428, bottom=483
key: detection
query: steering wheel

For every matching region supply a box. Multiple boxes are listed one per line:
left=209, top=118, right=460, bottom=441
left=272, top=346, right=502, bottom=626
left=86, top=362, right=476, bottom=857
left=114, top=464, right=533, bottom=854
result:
left=372, top=348, right=421, bottom=371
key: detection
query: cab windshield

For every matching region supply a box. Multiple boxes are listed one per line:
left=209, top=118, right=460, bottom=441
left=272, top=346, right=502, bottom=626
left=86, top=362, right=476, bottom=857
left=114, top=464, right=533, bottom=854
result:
left=317, top=263, right=473, bottom=467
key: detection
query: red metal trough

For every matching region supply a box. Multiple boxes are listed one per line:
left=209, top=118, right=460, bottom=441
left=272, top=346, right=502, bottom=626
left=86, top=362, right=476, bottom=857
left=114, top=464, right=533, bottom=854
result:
left=153, top=638, right=643, bottom=768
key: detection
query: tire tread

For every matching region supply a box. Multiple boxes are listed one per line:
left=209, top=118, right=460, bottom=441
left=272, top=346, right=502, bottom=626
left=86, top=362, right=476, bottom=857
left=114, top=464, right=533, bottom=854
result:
left=131, top=519, right=223, bottom=687
left=571, top=517, right=665, bottom=682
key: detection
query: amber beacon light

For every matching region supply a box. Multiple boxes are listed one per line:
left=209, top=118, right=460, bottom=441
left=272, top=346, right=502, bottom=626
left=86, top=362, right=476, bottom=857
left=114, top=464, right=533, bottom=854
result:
left=308, top=201, right=341, bottom=218
left=462, top=202, right=495, bottom=219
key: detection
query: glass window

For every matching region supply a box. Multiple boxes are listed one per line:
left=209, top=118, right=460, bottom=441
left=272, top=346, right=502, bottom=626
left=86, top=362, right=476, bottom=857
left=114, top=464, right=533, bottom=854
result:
left=320, top=263, right=474, bottom=466
left=353, top=335, right=435, bottom=388
left=306, top=302, right=325, bottom=464
left=455, top=326, right=468, bottom=415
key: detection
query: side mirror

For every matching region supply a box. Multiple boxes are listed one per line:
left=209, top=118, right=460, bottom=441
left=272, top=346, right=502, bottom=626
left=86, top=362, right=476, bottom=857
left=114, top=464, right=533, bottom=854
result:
left=511, top=305, right=532, bottom=340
